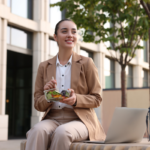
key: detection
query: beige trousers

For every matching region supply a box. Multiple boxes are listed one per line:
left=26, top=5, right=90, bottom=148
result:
left=25, top=108, right=89, bottom=150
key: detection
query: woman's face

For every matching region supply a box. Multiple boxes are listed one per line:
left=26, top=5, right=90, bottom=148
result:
left=54, top=21, right=77, bottom=49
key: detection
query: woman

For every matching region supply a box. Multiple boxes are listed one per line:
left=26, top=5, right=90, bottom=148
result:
left=25, top=19, right=106, bottom=150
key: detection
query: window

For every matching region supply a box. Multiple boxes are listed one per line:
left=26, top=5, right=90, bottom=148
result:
left=143, top=41, right=148, bottom=62
left=104, top=57, right=115, bottom=89
left=7, top=0, right=33, bottom=19
left=49, top=0, right=62, bottom=29
left=141, top=41, right=148, bottom=62
left=7, top=26, right=33, bottom=49
left=49, top=39, right=59, bottom=56
left=126, top=65, right=133, bottom=88
left=142, top=69, right=148, bottom=87
left=61, top=0, right=66, bottom=19
left=80, top=49, right=93, bottom=59
left=7, top=0, right=11, bottom=7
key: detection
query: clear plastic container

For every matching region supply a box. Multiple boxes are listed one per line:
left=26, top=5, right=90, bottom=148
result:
left=44, top=88, right=71, bottom=102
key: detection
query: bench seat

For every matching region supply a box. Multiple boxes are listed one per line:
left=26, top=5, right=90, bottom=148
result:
left=20, top=139, right=150, bottom=150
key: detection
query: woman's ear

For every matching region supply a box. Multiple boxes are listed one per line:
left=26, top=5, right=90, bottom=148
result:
left=53, top=34, right=59, bottom=46
left=53, top=34, right=57, bottom=42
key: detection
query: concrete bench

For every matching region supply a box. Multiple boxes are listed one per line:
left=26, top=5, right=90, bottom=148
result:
left=21, top=139, right=150, bottom=150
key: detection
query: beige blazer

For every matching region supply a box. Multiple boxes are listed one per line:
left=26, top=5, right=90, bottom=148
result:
left=34, top=51, right=106, bottom=141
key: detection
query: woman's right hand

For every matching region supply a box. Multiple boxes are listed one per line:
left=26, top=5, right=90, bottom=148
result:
left=44, top=79, right=57, bottom=90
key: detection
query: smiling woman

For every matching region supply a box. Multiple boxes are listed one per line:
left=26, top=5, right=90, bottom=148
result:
left=53, top=19, right=77, bottom=51
left=25, top=19, right=106, bottom=150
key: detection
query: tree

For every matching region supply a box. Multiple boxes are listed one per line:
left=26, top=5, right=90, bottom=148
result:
left=50, top=0, right=150, bottom=107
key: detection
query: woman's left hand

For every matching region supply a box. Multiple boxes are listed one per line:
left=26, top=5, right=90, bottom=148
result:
left=60, top=89, right=77, bottom=106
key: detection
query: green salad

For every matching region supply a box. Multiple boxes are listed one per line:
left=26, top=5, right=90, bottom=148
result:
left=45, top=90, right=71, bottom=100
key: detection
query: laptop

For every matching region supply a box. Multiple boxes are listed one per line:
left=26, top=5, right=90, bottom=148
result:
left=84, top=107, right=148, bottom=144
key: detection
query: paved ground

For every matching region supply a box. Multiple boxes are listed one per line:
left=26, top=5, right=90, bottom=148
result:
left=0, top=139, right=26, bottom=150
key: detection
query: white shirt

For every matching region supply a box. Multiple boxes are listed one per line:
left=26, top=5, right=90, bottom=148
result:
left=51, top=55, right=73, bottom=109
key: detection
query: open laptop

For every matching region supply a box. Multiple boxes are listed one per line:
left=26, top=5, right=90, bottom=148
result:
left=84, top=107, right=148, bottom=144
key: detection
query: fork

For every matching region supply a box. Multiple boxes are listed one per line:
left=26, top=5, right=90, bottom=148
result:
left=52, top=76, right=59, bottom=92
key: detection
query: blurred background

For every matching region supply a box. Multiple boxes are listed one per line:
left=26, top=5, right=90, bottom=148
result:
left=0, top=0, right=149, bottom=141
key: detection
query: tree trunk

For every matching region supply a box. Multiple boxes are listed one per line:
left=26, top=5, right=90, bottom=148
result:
left=148, top=27, right=150, bottom=140
left=149, top=28, right=150, bottom=108
left=121, top=68, right=127, bottom=107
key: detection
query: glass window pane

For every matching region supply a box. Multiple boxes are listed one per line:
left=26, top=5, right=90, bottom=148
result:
left=80, top=50, right=89, bottom=57
left=104, top=58, right=111, bottom=72
left=49, top=40, right=59, bottom=56
left=141, top=41, right=148, bottom=62
left=11, top=0, right=32, bottom=19
left=11, top=28, right=27, bottom=49
left=111, top=60, right=115, bottom=71
left=126, top=66, right=128, bottom=75
left=27, top=33, right=33, bottom=49
left=7, top=0, right=11, bottom=7
left=126, top=65, right=133, bottom=88
left=128, top=66, right=132, bottom=76
left=104, top=58, right=115, bottom=89
left=104, top=70, right=110, bottom=76
left=127, top=77, right=132, bottom=88
left=144, top=70, right=148, bottom=79
left=12, top=0, right=27, bottom=18
left=80, top=49, right=93, bottom=59
left=143, top=80, right=147, bottom=87
left=27, top=0, right=33, bottom=19
left=143, top=69, right=148, bottom=87
left=49, top=0, right=62, bottom=29
left=9, top=26, right=32, bottom=49
left=143, top=41, right=148, bottom=62
left=61, top=0, right=66, bottom=19
left=105, top=73, right=115, bottom=89
left=7, top=26, right=10, bottom=44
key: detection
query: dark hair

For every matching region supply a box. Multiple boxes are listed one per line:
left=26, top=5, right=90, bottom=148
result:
left=54, top=19, right=75, bottom=35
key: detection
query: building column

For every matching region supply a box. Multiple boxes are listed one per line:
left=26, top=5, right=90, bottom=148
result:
left=33, top=0, right=45, bottom=21
left=0, top=18, right=8, bottom=140
left=31, top=0, right=50, bottom=127
left=133, top=42, right=144, bottom=88
left=93, top=51, right=104, bottom=123
left=44, top=33, right=49, bottom=61
left=31, top=32, right=46, bottom=127
left=45, top=0, right=49, bottom=22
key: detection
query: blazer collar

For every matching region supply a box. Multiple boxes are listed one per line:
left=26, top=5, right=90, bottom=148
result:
left=48, top=55, right=57, bottom=65
left=72, top=51, right=82, bottom=62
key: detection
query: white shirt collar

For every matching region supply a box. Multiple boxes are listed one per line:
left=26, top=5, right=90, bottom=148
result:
left=56, top=55, right=72, bottom=66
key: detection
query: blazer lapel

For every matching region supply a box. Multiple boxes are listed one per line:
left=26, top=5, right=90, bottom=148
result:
left=47, top=56, right=57, bottom=82
left=71, top=51, right=82, bottom=92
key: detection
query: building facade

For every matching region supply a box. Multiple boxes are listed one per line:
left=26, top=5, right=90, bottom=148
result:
left=0, top=0, right=149, bottom=140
